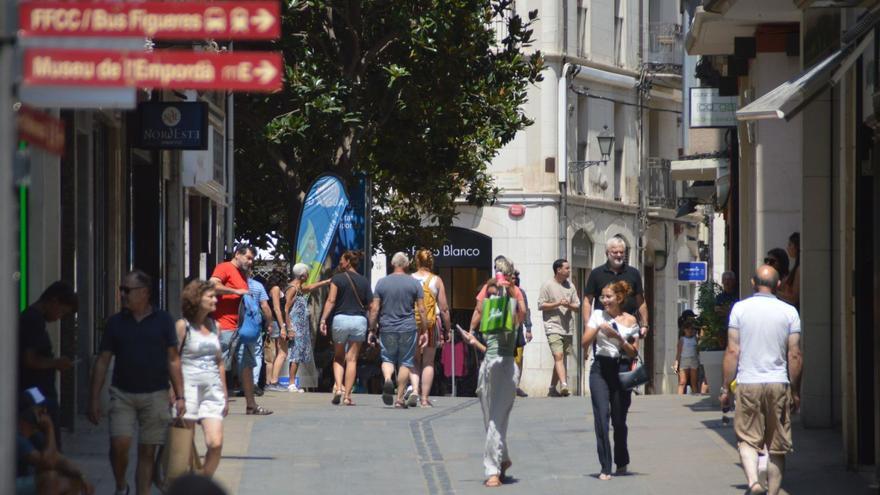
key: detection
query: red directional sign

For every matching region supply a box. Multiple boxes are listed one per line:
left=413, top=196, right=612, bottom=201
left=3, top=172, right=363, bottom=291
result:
left=17, top=105, right=65, bottom=156
left=24, top=49, right=283, bottom=92
left=19, top=1, right=280, bottom=40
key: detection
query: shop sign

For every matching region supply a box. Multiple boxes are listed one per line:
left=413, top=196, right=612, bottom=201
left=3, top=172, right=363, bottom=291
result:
left=690, top=88, right=737, bottom=128
left=678, top=261, right=708, bottom=282
left=23, top=49, right=283, bottom=92
left=135, top=102, right=208, bottom=150
left=19, top=1, right=280, bottom=40
left=405, top=227, right=492, bottom=269
left=16, top=104, right=65, bottom=156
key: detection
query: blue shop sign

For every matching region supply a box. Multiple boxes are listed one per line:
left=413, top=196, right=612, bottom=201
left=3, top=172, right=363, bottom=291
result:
left=678, top=262, right=708, bottom=282
left=135, top=102, right=208, bottom=150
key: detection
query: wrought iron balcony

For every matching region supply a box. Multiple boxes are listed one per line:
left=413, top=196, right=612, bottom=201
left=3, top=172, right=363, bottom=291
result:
left=647, top=157, right=677, bottom=209
left=646, top=22, right=683, bottom=73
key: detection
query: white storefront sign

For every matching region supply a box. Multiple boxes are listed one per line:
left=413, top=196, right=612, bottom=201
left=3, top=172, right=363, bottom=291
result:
left=690, top=88, right=737, bottom=128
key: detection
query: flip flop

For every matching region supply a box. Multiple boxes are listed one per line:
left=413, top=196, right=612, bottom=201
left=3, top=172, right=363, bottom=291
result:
left=394, top=399, right=408, bottom=409
left=331, top=391, right=342, bottom=405
left=382, top=380, right=394, bottom=406
left=343, top=397, right=355, bottom=406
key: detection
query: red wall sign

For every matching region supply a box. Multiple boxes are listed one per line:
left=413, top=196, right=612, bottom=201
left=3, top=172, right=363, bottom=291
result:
left=19, top=1, right=280, bottom=40
left=24, top=49, right=283, bottom=92
left=17, top=105, right=66, bottom=156
left=508, top=204, right=525, bottom=218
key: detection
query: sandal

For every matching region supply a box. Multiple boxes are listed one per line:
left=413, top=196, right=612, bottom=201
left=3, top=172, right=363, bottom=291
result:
left=484, top=475, right=502, bottom=487
left=394, top=399, right=408, bottom=409
left=331, top=391, right=342, bottom=405
left=420, top=399, right=434, bottom=408
left=342, top=397, right=355, bottom=406
left=246, top=405, right=273, bottom=415
left=746, top=482, right=767, bottom=494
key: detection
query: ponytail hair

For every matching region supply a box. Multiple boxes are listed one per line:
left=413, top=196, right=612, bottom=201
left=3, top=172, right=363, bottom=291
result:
left=415, top=249, right=434, bottom=271
left=603, top=280, right=633, bottom=305
left=341, top=250, right=363, bottom=269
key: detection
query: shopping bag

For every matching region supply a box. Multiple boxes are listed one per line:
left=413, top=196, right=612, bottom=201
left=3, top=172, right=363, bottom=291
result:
left=479, top=296, right=515, bottom=334
left=156, top=419, right=202, bottom=492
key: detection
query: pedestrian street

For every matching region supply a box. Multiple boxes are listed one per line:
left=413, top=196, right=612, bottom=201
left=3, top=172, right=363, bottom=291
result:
left=66, top=391, right=873, bottom=495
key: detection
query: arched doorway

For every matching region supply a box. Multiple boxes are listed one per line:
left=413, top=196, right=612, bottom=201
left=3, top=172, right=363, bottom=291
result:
left=571, top=230, right=593, bottom=395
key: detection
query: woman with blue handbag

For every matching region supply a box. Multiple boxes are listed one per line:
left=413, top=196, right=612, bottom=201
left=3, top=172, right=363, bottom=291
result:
left=582, top=281, right=641, bottom=480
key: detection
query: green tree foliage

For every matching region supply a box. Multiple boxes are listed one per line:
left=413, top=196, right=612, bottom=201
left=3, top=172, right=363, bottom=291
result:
left=235, top=0, right=543, bottom=256
left=696, top=280, right=725, bottom=351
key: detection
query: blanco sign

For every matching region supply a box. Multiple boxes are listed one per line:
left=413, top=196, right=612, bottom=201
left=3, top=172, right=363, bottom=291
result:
left=690, top=88, right=737, bottom=128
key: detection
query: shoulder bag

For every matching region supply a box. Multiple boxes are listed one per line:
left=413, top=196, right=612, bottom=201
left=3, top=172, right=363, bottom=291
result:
left=343, top=271, right=367, bottom=312
left=605, top=320, right=649, bottom=391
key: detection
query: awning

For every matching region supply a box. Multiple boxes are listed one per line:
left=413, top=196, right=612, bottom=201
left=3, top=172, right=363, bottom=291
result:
left=670, top=157, right=728, bottom=181
left=737, top=7, right=879, bottom=121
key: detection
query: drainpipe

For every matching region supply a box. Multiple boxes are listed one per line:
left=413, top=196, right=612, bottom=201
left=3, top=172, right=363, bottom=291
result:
left=225, top=84, right=235, bottom=251
left=559, top=62, right=573, bottom=260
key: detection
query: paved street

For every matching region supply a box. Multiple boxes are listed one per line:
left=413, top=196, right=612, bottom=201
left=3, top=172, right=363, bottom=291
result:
left=65, top=392, right=874, bottom=494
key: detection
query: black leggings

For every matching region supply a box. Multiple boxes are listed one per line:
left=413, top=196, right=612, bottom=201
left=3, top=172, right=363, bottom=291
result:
left=589, top=355, right=633, bottom=475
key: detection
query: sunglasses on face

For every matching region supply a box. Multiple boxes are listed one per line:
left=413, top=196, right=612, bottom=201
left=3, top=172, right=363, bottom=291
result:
left=119, top=285, right=146, bottom=294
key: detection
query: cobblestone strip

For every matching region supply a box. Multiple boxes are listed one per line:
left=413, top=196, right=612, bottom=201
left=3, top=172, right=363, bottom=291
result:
left=410, top=399, right=480, bottom=495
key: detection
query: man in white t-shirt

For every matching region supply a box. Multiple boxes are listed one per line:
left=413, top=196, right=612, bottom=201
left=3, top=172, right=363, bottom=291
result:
left=721, top=264, right=802, bottom=495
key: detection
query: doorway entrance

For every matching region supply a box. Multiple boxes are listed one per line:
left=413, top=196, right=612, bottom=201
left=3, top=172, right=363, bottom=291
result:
left=571, top=230, right=593, bottom=395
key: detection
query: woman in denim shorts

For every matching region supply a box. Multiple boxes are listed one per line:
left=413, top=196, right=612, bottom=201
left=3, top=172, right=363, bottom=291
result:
left=319, top=251, right=372, bottom=406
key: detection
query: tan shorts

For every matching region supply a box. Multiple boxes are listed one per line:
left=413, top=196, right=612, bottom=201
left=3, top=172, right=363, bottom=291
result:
left=734, top=383, right=793, bottom=455
left=108, top=386, right=171, bottom=444
left=547, top=334, right=572, bottom=356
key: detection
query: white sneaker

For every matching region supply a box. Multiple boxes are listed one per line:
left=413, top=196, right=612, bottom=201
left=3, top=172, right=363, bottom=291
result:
left=287, top=384, right=305, bottom=394
left=559, top=383, right=571, bottom=397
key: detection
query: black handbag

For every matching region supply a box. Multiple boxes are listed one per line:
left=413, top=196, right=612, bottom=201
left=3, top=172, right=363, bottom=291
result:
left=618, top=355, right=649, bottom=390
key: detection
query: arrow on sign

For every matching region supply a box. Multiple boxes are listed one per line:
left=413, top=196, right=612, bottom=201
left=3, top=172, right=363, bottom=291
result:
left=252, top=8, right=275, bottom=32
left=253, top=60, right=277, bottom=85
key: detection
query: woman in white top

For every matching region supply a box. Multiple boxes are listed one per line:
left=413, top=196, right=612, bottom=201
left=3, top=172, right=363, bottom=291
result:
left=582, top=281, right=640, bottom=480
left=176, top=280, right=228, bottom=477
left=674, top=316, right=700, bottom=394
left=409, top=249, right=452, bottom=407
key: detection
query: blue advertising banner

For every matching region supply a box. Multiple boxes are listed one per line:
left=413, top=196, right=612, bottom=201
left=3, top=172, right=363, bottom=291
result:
left=134, top=101, right=208, bottom=150
left=332, top=173, right=367, bottom=269
left=678, top=261, right=708, bottom=282
left=295, top=175, right=350, bottom=284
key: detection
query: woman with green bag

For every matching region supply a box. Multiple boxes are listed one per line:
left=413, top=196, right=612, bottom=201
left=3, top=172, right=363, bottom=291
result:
left=461, top=256, right=526, bottom=487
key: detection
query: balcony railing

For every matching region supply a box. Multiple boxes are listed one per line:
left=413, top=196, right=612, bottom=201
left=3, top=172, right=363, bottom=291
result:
left=646, top=22, right=683, bottom=72
left=647, top=157, right=677, bottom=209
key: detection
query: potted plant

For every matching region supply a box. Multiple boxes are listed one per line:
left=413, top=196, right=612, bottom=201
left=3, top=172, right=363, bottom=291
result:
left=695, top=280, right=726, bottom=403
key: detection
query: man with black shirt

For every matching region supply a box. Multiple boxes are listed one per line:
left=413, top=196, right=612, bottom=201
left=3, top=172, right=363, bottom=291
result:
left=18, top=281, right=78, bottom=448
left=88, top=270, right=185, bottom=495
left=583, top=237, right=649, bottom=337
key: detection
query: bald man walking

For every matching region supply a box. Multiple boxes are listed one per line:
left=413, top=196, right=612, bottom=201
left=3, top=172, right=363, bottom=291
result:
left=720, top=265, right=803, bottom=495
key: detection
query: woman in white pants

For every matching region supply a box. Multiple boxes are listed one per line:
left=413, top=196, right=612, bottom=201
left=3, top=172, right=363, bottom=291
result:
left=462, top=257, right=526, bottom=487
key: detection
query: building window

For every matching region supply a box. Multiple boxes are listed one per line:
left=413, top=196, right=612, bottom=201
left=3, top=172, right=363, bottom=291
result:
left=577, top=0, right=589, bottom=58
left=614, top=0, right=624, bottom=66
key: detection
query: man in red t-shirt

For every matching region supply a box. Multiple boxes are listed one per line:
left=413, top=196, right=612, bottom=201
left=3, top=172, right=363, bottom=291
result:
left=210, top=245, right=254, bottom=373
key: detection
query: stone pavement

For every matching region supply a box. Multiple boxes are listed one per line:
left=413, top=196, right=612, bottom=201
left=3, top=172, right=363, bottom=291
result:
left=64, top=392, right=876, bottom=494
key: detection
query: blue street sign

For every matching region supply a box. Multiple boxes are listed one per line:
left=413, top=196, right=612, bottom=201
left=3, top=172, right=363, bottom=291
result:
left=678, top=262, right=708, bottom=282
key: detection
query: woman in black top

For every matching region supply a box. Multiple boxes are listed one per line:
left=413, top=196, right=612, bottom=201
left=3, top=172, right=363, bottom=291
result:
left=319, top=251, right=373, bottom=406
left=265, top=269, right=290, bottom=392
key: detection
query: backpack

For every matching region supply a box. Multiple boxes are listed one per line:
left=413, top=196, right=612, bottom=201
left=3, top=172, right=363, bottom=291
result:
left=237, top=293, right=262, bottom=343
left=414, top=274, right=437, bottom=327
